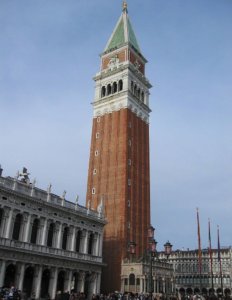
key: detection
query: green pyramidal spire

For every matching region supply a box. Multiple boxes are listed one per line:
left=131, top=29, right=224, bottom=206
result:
left=104, top=2, right=141, bottom=54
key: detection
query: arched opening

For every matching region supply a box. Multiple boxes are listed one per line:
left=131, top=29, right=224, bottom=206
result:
left=47, top=223, right=55, bottom=247
left=179, top=288, right=185, bottom=297
left=12, top=213, right=23, bottom=240
left=72, top=272, right=79, bottom=292
left=112, top=82, right=117, bottom=94
left=118, top=80, right=123, bottom=91
left=134, top=84, right=137, bottom=96
left=225, top=289, right=231, bottom=296
left=216, top=288, right=223, bottom=297
left=141, top=91, right=144, bottom=103
left=75, top=230, right=82, bottom=253
left=128, top=273, right=135, bottom=293
left=30, top=218, right=39, bottom=244
left=186, top=288, right=193, bottom=295
left=209, top=288, right=215, bottom=296
left=202, top=288, right=208, bottom=296
left=23, top=266, right=34, bottom=298
left=62, top=226, right=69, bottom=250
left=87, top=233, right=94, bottom=255
left=4, top=264, right=16, bottom=287
left=158, top=277, right=163, bottom=293
left=0, top=208, right=3, bottom=230
left=138, top=88, right=141, bottom=99
left=41, top=269, right=50, bottom=298
left=131, top=81, right=134, bottom=92
left=107, top=84, right=112, bottom=95
left=101, top=86, right=106, bottom=98
left=194, top=288, right=200, bottom=294
left=57, top=271, right=65, bottom=293
left=129, top=273, right=135, bottom=285
left=84, top=273, right=91, bottom=298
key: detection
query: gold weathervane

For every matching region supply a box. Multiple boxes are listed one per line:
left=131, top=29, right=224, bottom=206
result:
left=122, top=1, right=128, bottom=12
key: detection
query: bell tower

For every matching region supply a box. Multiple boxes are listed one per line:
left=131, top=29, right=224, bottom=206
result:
left=86, top=2, right=152, bottom=292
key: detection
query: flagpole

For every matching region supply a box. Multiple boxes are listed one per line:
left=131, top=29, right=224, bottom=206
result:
left=208, top=219, right=214, bottom=292
left=217, top=225, right=223, bottom=296
left=197, top=208, right=202, bottom=293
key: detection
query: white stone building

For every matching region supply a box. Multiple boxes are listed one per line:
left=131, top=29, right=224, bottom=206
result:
left=121, top=258, right=174, bottom=296
left=159, top=248, right=232, bottom=296
left=0, top=167, right=106, bottom=299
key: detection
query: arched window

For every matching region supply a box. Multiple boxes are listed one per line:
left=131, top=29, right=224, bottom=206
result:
left=62, top=226, right=69, bottom=250
left=0, top=208, right=3, bottom=230
left=131, top=81, right=134, bottom=91
left=138, top=88, right=141, bottom=99
left=12, top=213, right=23, bottom=240
left=134, top=84, right=137, bottom=95
left=129, top=273, right=135, bottom=285
left=107, top=84, right=112, bottom=95
left=47, top=222, right=55, bottom=247
left=101, top=86, right=106, bottom=98
left=57, top=271, right=65, bottom=292
left=119, top=80, right=123, bottom=91
left=23, top=266, right=34, bottom=297
left=141, top=91, right=144, bottom=102
left=30, top=218, right=39, bottom=244
left=113, top=82, right=117, bottom=94
left=76, top=230, right=82, bottom=253
left=88, top=233, right=94, bottom=255
left=4, top=264, right=16, bottom=288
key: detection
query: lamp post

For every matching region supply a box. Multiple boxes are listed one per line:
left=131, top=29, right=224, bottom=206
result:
left=148, top=226, right=157, bottom=300
left=128, top=241, right=136, bottom=262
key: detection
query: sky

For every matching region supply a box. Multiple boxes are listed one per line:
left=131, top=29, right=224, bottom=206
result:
left=0, top=0, right=232, bottom=251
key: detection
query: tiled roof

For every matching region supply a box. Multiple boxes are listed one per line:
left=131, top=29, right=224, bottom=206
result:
left=104, top=7, right=141, bottom=54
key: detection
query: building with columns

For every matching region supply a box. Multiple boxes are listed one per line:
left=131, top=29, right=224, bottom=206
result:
left=0, top=167, right=106, bottom=299
left=159, top=248, right=232, bottom=296
left=86, top=2, right=152, bottom=292
left=121, top=257, right=174, bottom=296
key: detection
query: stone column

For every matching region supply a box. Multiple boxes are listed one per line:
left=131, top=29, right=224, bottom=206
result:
left=48, top=267, right=58, bottom=300
left=64, top=270, right=72, bottom=292
left=54, top=222, right=62, bottom=249
left=41, top=218, right=48, bottom=246
left=89, top=273, right=97, bottom=299
left=82, top=231, right=88, bottom=254
left=0, top=260, right=6, bottom=287
left=98, top=234, right=103, bottom=257
left=32, top=265, right=43, bottom=299
left=23, top=213, right=32, bottom=242
left=77, top=272, right=85, bottom=293
left=162, top=278, right=166, bottom=293
left=4, top=208, right=14, bottom=238
left=140, top=277, right=144, bottom=293
left=92, top=234, right=98, bottom=256
left=69, top=227, right=76, bottom=252
left=121, top=278, right=125, bottom=294
left=16, top=263, right=25, bottom=291
left=95, top=273, right=101, bottom=295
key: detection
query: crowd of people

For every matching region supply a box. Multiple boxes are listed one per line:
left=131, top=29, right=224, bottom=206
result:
left=0, top=288, right=231, bottom=300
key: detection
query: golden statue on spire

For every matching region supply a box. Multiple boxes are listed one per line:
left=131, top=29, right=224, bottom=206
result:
left=122, top=1, right=128, bottom=12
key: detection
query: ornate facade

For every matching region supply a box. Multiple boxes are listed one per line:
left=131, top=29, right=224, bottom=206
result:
left=121, top=258, right=174, bottom=296
left=159, top=248, right=232, bottom=296
left=0, top=168, right=106, bottom=299
left=86, top=2, right=152, bottom=292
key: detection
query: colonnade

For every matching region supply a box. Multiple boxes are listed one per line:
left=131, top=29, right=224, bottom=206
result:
left=0, top=206, right=103, bottom=257
left=0, top=260, right=101, bottom=299
left=122, top=274, right=174, bottom=295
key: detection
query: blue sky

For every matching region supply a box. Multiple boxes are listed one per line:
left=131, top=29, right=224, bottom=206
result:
left=1, top=0, right=232, bottom=251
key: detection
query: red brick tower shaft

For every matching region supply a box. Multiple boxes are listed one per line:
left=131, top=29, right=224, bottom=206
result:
left=86, top=3, right=152, bottom=292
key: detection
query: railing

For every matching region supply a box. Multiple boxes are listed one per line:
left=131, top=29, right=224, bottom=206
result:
left=0, top=237, right=103, bottom=263
left=0, top=176, right=103, bottom=220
